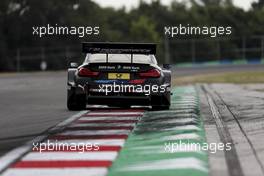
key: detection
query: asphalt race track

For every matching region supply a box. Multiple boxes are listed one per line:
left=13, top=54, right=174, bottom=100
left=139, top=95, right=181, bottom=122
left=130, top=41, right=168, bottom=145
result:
left=0, top=72, right=76, bottom=157
left=199, top=84, right=264, bottom=176
left=0, top=65, right=264, bottom=176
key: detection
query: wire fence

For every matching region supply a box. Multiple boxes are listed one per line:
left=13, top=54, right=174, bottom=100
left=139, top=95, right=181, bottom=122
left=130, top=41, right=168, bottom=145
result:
left=165, top=35, right=264, bottom=64
left=5, top=45, right=83, bottom=72
left=2, top=36, right=264, bottom=72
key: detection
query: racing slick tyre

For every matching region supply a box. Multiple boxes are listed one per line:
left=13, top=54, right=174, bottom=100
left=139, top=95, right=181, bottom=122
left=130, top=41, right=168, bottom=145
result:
left=152, top=105, right=170, bottom=111
left=151, top=94, right=171, bottom=111
left=67, top=89, right=86, bottom=111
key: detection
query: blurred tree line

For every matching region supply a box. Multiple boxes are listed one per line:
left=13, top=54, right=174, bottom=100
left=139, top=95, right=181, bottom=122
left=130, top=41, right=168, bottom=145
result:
left=0, top=0, right=264, bottom=71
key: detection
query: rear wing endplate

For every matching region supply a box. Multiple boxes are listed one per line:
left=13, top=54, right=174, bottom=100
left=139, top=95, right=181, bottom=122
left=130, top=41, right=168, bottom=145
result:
left=82, top=42, right=156, bottom=55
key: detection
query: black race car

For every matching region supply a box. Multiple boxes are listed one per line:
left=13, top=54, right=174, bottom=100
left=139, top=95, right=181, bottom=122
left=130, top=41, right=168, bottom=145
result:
left=67, top=42, right=171, bottom=110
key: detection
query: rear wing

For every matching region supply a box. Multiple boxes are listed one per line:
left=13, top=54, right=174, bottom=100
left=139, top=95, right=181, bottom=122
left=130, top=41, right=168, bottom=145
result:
left=82, top=42, right=156, bottom=55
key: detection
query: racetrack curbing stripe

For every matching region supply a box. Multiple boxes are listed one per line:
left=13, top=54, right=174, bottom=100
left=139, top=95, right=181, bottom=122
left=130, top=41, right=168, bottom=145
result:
left=0, top=109, right=143, bottom=176
left=107, top=86, right=209, bottom=176
left=0, top=86, right=209, bottom=176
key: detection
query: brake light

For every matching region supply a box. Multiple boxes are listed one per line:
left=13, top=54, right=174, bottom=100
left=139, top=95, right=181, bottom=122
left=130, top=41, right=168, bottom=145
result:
left=139, top=69, right=161, bottom=78
left=78, top=68, right=99, bottom=77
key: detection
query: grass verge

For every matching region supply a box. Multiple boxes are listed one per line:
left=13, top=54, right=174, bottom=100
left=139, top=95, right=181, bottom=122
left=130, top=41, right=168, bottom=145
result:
left=172, top=71, right=264, bottom=85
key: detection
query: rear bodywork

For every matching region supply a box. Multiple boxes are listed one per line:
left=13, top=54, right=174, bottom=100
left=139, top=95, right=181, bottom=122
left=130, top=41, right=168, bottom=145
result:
left=67, top=42, right=171, bottom=110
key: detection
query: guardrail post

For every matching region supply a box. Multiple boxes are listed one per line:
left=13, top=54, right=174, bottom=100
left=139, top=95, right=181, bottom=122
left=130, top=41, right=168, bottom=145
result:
left=261, top=36, right=264, bottom=59
left=164, top=36, right=170, bottom=64
left=217, top=39, right=221, bottom=60
left=41, top=47, right=45, bottom=61
left=40, top=47, right=47, bottom=71
left=16, top=48, right=20, bottom=72
left=242, top=37, right=246, bottom=60
left=191, top=39, right=196, bottom=64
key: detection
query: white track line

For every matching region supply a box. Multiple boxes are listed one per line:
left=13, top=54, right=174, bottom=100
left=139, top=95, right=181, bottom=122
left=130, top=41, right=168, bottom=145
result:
left=131, top=145, right=205, bottom=154
left=58, top=130, right=131, bottom=135
left=69, top=123, right=135, bottom=127
left=52, top=111, right=88, bottom=130
left=163, top=133, right=201, bottom=140
left=147, top=118, right=198, bottom=124
left=0, top=109, right=143, bottom=175
left=87, top=112, right=143, bottom=115
left=2, top=168, right=108, bottom=176
left=46, top=139, right=126, bottom=146
left=164, top=125, right=201, bottom=131
left=79, top=116, right=139, bottom=121
left=119, top=157, right=208, bottom=172
left=0, top=111, right=88, bottom=173
left=22, top=152, right=118, bottom=161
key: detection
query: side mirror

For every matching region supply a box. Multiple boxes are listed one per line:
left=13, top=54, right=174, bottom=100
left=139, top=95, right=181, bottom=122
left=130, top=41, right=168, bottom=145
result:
left=163, top=64, right=171, bottom=70
left=70, top=62, right=78, bottom=68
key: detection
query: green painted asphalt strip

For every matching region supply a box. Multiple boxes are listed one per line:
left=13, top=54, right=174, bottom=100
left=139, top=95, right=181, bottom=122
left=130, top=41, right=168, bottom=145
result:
left=107, top=86, right=209, bottom=176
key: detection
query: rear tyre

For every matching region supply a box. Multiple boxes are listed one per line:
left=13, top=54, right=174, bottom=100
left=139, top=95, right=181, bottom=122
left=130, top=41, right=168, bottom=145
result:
left=67, top=89, right=86, bottom=111
left=152, top=105, right=170, bottom=111
left=151, top=94, right=170, bottom=111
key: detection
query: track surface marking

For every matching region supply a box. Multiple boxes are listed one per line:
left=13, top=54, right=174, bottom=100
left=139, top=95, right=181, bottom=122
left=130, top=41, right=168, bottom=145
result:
left=0, top=109, right=143, bottom=176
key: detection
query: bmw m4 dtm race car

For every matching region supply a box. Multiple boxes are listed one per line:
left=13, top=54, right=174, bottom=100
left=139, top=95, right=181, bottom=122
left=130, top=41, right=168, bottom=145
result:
left=67, top=42, right=171, bottom=110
